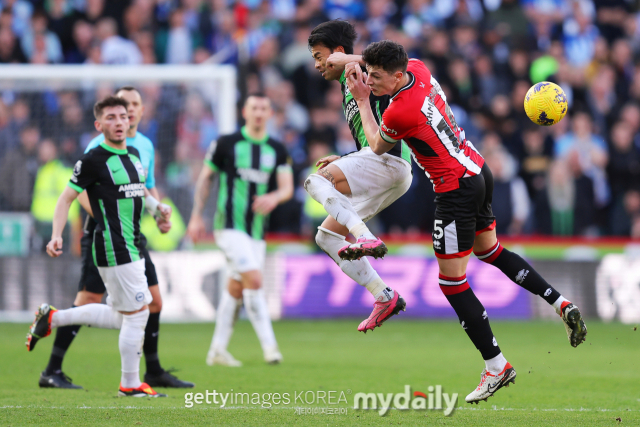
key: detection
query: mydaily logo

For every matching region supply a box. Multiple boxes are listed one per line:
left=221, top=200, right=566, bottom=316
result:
left=353, top=385, right=457, bottom=416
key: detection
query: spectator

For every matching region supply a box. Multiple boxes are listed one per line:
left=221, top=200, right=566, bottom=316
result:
left=0, top=97, right=30, bottom=156
left=0, top=25, right=27, bottom=63
left=1, top=0, right=32, bottom=38
left=177, top=92, right=217, bottom=156
left=30, top=139, right=80, bottom=250
left=96, top=17, right=143, bottom=64
left=563, top=2, right=599, bottom=68
left=554, top=111, right=609, bottom=208
left=20, top=9, right=63, bottom=63
left=484, top=147, right=531, bottom=235
left=163, top=8, right=193, bottom=64
left=0, top=123, right=40, bottom=211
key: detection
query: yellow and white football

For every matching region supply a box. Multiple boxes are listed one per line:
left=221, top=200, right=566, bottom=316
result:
left=523, top=82, right=568, bottom=126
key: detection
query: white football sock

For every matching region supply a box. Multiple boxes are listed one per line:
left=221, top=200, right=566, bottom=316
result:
left=243, top=288, right=277, bottom=351
left=316, top=227, right=380, bottom=292
left=349, top=222, right=375, bottom=240
left=552, top=295, right=569, bottom=315
left=51, top=304, right=123, bottom=329
left=373, top=286, right=395, bottom=303
left=485, top=352, right=508, bottom=376
left=304, top=174, right=363, bottom=232
left=210, top=291, right=242, bottom=353
left=119, top=309, right=149, bottom=389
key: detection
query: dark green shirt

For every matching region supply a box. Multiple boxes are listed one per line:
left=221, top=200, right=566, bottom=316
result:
left=339, top=70, right=412, bottom=163
left=205, top=127, right=291, bottom=240
left=68, top=142, right=146, bottom=267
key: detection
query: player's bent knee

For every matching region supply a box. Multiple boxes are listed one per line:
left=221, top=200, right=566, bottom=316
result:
left=74, top=290, right=104, bottom=306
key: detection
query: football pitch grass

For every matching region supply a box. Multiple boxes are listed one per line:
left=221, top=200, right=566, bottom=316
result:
left=1, top=319, right=638, bottom=426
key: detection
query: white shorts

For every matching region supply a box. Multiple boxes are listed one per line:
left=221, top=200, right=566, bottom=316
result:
left=98, top=259, right=152, bottom=312
left=214, top=229, right=266, bottom=281
left=331, top=147, right=412, bottom=222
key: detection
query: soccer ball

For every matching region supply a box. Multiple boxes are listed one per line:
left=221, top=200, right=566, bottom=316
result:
left=523, top=82, right=568, bottom=126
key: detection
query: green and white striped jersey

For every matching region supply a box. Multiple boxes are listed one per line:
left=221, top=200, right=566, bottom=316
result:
left=205, top=127, right=291, bottom=240
left=68, top=142, right=146, bottom=267
left=339, top=69, right=412, bottom=163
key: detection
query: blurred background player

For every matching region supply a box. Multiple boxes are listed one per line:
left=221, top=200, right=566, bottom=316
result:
left=306, top=20, right=413, bottom=332
left=345, top=40, right=587, bottom=404
left=27, top=96, right=172, bottom=397
left=187, top=94, right=293, bottom=366
left=37, top=87, right=193, bottom=389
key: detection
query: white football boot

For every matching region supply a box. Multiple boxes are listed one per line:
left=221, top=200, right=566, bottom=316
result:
left=206, top=349, right=242, bottom=367
left=264, top=346, right=283, bottom=365
left=465, top=362, right=516, bottom=404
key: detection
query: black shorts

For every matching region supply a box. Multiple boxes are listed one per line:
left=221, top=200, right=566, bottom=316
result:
left=78, top=233, right=158, bottom=294
left=432, top=163, right=496, bottom=258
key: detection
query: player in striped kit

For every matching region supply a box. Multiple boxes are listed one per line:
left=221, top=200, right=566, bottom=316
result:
left=344, top=40, right=587, bottom=404
left=188, top=94, right=293, bottom=367
left=306, top=20, right=413, bottom=333
left=27, top=96, right=172, bottom=397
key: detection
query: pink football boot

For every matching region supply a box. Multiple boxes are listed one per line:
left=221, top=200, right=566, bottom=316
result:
left=338, top=237, right=388, bottom=261
left=357, top=292, right=406, bottom=333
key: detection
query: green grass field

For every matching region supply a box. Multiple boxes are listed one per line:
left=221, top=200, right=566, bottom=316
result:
left=1, top=319, right=638, bottom=426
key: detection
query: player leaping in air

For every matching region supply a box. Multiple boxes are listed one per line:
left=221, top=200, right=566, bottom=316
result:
left=306, top=20, right=413, bottom=332
left=342, top=40, right=587, bottom=404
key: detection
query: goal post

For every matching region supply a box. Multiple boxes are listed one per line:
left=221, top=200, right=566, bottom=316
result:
left=0, top=64, right=237, bottom=321
left=0, top=64, right=237, bottom=136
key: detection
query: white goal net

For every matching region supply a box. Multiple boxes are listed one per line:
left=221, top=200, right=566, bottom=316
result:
left=0, top=64, right=237, bottom=320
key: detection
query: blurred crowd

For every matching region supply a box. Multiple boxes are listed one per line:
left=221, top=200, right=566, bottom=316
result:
left=1, top=0, right=640, bottom=244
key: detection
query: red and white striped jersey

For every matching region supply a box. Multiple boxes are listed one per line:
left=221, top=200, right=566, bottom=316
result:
left=379, top=59, right=484, bottom=193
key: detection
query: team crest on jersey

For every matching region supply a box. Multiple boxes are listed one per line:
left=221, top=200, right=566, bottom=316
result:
left=134, top=161, right=145, bottom=179
left=260, top=152, right=276, bottom=169
left=71, top=160, right=82, bottom=182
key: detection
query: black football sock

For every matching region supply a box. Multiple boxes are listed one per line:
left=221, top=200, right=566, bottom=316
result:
left=440, top=275, right=502, bottom=360
left=475, top=241, right=561, bottom=305
left=143, top=311, right=164, bottom=375
left=45, top=305, right=81, bottom=375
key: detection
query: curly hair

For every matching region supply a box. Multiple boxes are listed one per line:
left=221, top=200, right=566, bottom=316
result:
left=93, top=96, right=129, bottom=119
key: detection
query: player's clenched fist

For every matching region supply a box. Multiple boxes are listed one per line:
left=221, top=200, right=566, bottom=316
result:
left=156, top=203, right=172, bottom=222
left=46, top=237, right=64, bottom=257
left=345, top=63, right=370, bottom=101
left=187, top=215, right=206, bottom=242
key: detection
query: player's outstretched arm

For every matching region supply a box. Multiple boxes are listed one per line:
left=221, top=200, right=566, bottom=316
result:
left=326, top=52, right=364, bottom=71
left=345, top=63, right=395, bottom=156
left=187, top=165, right=216, bottom=242
left=47, top=186, right=80, bottom=257
left=252, top=168, right=294, bottom=215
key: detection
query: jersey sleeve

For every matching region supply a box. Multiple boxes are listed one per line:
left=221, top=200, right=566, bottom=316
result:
left=144, top=140, right=156, bottom=189
left=380, top=104, right=411, bottom=143
left=68, top=153, right=96, bottom=193
left=204, top=139, right=224, bottom=171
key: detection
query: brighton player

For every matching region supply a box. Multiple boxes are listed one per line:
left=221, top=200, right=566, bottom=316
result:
left=187, top=94, right=293, bottom=366
left=306, top=20, right=413, bottom=332
left=36, top=87, right=193, bottom=389
left=344, top=41, right=587, bottom=403
left=28, top=96, right=171, bottom=397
